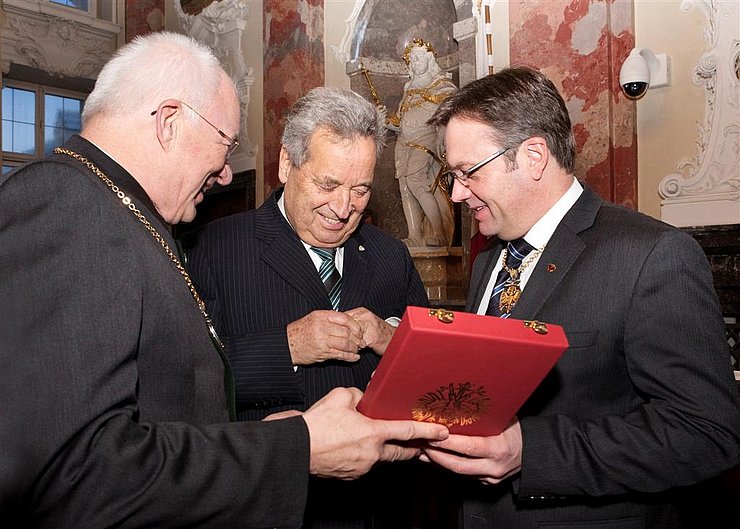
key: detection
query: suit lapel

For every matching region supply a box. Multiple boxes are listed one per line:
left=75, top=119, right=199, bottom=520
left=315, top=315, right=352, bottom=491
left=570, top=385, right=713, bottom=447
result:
left=338, top=232, right=372, bottom=311
left=255, top=194, right=330, bottom=308
left=511, top=186, right=602, bottom=319
left=466, top=242, right=502, bottom=312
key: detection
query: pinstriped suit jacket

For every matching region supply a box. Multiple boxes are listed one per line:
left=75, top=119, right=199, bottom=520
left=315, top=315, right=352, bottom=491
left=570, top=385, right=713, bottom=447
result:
left=460, top=186, right=740, bottom=529
left=184, top=190, right=428, bottom=421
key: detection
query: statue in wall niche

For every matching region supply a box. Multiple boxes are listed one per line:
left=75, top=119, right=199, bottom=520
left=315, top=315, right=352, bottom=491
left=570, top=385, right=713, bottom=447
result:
left=387, top=38, right=456, bottom=248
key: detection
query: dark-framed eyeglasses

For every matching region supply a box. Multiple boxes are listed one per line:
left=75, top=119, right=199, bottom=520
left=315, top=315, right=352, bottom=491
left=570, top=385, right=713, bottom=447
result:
left=440, top=147, right=509, bottom=193
left=151, top=100, right=239, bottom=159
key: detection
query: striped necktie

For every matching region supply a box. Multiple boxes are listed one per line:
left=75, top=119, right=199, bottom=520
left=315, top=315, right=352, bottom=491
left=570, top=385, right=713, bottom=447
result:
left=311, top=247, right=342, bottom=310
left=485, top=238, right=536, bottom=318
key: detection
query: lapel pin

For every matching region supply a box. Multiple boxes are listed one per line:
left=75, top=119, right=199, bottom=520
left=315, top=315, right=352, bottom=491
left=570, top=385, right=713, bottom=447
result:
left=358, top=245, right=365, bottom=252
left=547, top=263, right=556, bottom=273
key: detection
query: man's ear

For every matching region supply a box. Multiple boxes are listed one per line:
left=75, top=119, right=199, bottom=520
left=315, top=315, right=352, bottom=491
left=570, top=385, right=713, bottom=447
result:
left=278, top=147, right=293, bottom=184
left=151, top=99, right=181, bottom=153
left=520, top=136, right=549, bottom=181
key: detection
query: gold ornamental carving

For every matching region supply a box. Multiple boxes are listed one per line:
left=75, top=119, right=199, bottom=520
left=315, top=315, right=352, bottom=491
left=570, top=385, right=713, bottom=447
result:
left=412, top=382, right=490, bottom=427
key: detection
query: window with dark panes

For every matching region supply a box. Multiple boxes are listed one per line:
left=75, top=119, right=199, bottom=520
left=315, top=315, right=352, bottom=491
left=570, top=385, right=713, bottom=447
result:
left=2, top=86, right=36, bottom=156
left=1, top=82, right=85, bottom=171
left=50, top=0, right=89, bottom=11
left=44, top=94, right=83, bottom=155
left=46, top=0, right=117, bottom=22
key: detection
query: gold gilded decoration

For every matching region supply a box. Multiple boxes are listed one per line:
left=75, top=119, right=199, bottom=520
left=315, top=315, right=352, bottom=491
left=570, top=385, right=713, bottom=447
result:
left=358, top=63, right=383, bottom=108
left=386, top=112, right=401, bottom=128
left=405, top=142, right=450, bottom=202
left=524, top=320, right=549, bottom=335
left=387, top=78, right=453, bottom=129
left=499, top=282, right=521, bottom=315
left=412, top=382, right=490, bottom=427
left=428, top=308, right=455, bottom=324
left=497, top=246, right=542, bottom=316
left=398, top=78, right=451, bottom=114
left=402, top=37, right=436, bottom=65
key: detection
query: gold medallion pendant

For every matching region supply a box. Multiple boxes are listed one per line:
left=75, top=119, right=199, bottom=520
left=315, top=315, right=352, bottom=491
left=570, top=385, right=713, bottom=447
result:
left=499, top=282, right=521, bottom=315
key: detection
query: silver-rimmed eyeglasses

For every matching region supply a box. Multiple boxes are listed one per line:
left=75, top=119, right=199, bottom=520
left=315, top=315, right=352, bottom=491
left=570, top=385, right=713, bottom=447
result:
left=151, top=101, right=239, bottom=159
left=440, top=147, right=509, bottom=194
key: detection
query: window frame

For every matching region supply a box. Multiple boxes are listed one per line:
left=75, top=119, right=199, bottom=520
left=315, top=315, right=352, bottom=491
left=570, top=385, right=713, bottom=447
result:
left=2, top=79, right=87, bottom=169
left=45, top=0, right=117, bottom=23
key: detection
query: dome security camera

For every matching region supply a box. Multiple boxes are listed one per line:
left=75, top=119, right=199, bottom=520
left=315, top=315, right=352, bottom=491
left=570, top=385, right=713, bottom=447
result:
left=619, top=48, right=651, bottom=100
left=619, top=48, right=670, bottom=101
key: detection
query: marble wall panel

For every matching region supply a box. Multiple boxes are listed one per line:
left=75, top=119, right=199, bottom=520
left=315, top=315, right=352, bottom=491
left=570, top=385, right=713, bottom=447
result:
left=262, top=0, right=324, bottom=194
left=126, top=0, right=165, bottom=42
left=509, top=0, right=636, bottom=207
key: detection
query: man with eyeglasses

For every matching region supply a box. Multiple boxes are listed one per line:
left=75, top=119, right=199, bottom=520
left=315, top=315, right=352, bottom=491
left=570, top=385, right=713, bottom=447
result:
left=421, top=66, right=740, bottom=528
left=0, top=32, right=448, bottom=528
left=183, top=85, right=433, bottom=529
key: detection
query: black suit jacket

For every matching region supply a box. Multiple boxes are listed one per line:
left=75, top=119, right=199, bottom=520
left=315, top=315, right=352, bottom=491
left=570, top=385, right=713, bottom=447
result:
left=0, top=136, right=310, bottom=528
left=462, top=186, right=740, bottom=529
left=185, top=190, right=428, bottom=420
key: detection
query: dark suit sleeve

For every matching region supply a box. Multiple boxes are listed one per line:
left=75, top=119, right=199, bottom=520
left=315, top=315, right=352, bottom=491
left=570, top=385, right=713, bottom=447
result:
left=0, top=165, right=310, bottom=528
left=518, top=229, right=740, bottom=498
left=185, top=234, right=305, bottom=409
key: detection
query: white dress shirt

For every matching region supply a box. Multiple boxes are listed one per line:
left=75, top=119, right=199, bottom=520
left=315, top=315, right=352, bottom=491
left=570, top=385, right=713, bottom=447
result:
left=475, top=177, right=583, bottom=314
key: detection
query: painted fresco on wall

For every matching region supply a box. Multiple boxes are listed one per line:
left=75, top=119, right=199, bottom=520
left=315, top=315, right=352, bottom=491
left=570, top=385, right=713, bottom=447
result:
left=509, top=0, right=637, bottom=208
left=263, top=0, right=324, bottom=193
left=125, top=0, right=165, bottom=42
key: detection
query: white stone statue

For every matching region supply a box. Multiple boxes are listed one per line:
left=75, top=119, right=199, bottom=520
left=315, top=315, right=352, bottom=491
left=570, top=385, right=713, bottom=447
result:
left=173, top=0, right=257, bottom=163
left=388, top=38, right=456, bottom=247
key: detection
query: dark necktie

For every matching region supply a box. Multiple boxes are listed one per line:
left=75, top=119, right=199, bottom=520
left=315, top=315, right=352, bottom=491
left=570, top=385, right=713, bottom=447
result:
left=485, top=238, right=536, bottom=318
left=311, top=247, right=342, bottom=310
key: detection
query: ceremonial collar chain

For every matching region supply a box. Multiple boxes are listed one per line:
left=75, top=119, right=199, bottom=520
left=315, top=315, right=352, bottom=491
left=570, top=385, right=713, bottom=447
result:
left=497, top=245, right=543, bottom=316
left=53, top=147, right=224, bottom=350
left=500, top=246, right=543, bottom=279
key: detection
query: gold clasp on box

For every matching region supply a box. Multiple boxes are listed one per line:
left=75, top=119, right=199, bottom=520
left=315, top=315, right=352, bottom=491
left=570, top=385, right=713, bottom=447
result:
left=429, top=308, right=455, bottom=324
left=523, top=320, right=548, bottom=334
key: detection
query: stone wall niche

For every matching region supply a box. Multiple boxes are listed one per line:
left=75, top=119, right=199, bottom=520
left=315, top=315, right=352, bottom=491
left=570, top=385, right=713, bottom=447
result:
left=342, top=0, right=465, bottom=305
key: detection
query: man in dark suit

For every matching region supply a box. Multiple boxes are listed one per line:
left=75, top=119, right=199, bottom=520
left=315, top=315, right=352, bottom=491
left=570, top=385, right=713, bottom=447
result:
left=185, top=86, right=429, bottom=528
left=420, top=67, right=740, bottom=528
left=0, top=32, right=448, bottom=528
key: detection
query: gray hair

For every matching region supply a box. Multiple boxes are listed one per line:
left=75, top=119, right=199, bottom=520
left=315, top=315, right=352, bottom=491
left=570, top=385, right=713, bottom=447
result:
left=82, top=31, right=224, bottom=126
left=281, top=86, right=386, bottom=167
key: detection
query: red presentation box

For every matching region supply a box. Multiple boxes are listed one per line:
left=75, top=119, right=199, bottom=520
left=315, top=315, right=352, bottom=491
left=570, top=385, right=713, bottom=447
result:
left=357, top=306, right=568, bottom=436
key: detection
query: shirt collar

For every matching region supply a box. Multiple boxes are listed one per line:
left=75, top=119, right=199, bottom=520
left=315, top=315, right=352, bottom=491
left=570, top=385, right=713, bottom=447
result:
left=277, top=190, right=345, bottom=266
left=523, top=177, right=583, bottom=250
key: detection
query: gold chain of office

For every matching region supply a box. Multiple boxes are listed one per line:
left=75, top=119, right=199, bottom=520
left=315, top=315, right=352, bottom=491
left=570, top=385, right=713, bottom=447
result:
left=53, top=147, right=223, bottom=349
left=498, top=247, right=542, bottom=315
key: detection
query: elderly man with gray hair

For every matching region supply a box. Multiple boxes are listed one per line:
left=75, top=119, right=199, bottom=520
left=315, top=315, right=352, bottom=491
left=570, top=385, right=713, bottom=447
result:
left=185, top=86, right=429, bottom=528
